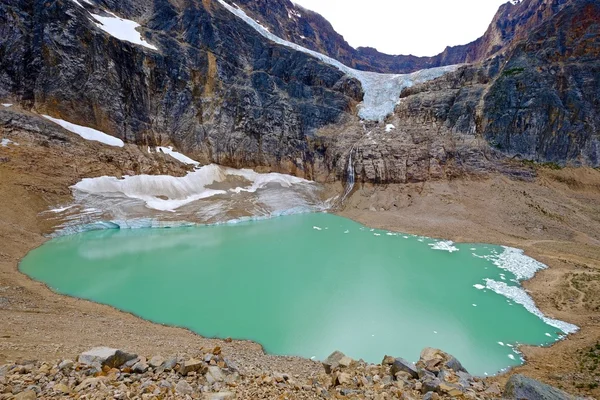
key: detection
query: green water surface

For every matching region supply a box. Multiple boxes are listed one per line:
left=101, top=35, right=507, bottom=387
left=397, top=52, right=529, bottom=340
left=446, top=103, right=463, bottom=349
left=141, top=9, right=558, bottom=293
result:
left=20, top=213, right=564, bottom=375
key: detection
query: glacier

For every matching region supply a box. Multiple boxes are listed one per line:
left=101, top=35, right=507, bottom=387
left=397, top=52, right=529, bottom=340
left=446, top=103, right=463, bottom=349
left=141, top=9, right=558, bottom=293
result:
left=216, top=0, right=459, bottom=122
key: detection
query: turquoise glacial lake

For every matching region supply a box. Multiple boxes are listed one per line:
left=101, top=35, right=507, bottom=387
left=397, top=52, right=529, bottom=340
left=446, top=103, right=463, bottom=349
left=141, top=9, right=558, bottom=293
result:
left=20, top=213, right=572, bottom=375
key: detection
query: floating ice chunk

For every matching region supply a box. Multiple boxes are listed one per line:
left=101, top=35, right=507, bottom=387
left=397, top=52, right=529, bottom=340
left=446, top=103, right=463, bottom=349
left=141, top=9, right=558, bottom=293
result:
left=473, top=284, right=485, bottom=290
left=498, top=342, right=505, bottom=346
left=313, top=226, right=322, bottom=231
left=484, top=279, right=579, bottom=334
left=385, top=124, right=395, bottom=132
left=433, top=331, right=438, bottom=334
left=482, top=246, right=547, bottom=281
left=156, top=146, right=199, bottom=166
left=508, top=354, right=515, bottom=360
left=1, top=103, right=12, bottom=108
left=344, top=230, right=350, bottom=234
left=429, top=240, right=459, bottom=253
left=472, top=304, right=477, bottom=307
left=215, top=0, right=458, bottom=122
left=545, top=333, right=552, bottom=337
left=42, top=115, right=124, bottom=147
left=91, top=12, right=158, bottom=50
left=374, top=233, right=381, bottom=236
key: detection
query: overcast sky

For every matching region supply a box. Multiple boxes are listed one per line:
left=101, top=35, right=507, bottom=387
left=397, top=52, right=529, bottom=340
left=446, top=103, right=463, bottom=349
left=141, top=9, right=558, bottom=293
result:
left=292, top=0, right=509, bottom=57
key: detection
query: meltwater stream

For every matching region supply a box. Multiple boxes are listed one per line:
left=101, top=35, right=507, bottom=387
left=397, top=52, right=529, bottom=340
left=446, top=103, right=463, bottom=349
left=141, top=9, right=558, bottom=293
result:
left=21, top=213, right=576, bottom=376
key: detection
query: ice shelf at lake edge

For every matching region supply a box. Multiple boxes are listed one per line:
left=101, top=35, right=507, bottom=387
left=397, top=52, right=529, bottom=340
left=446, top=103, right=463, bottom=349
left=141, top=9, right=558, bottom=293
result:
left=216, top=0, right=459, bottom=122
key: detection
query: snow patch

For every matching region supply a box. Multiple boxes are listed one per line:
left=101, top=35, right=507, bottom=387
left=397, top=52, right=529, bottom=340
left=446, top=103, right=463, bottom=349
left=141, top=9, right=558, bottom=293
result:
left=157, top=146, right=199, bottom=166
left=42, top=115, right=124, bottom=147
left=484, top=279, right=578, bottom=334
left=91, top=12, right=157, bottom=50
left=216, top=0, right=458, bottom=122
left=2, top=104, right=12, bottom=108
left=1, top=138, right=17, bottom=147
left=385, top=124, right=395, bottom=132
left=429, top=240, right=459, bottom=253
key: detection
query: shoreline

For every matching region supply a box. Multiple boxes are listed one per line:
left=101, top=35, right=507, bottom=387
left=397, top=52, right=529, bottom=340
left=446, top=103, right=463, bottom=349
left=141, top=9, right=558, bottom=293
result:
left=1, top=126, right=599, bottom=396
left=16, top=209, right=575, bottom=377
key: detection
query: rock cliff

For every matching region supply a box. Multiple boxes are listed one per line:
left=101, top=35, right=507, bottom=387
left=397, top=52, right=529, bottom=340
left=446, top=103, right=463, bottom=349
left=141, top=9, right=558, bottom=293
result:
left=0, top=0, right=598, bottom=184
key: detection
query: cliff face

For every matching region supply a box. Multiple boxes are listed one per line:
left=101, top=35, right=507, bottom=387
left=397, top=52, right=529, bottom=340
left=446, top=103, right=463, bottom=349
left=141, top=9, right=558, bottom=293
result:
left=0, top=0, right=598, bottom=186
left=0, top=0, right=362, bottom=178
left=314, top=0, right=600, bottom=184
left=228, top=0, right=573, bottom=74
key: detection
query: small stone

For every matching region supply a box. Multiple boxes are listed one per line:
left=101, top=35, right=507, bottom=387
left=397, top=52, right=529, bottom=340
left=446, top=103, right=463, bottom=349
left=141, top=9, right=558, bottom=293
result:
left=421, top=377, right=442, bottom=394
left=58, top=360, right=74, bottom=371
left=132, top=361, right=148, bottom=373
left=323, top=351, right=352, bottom=374
left=163, top=357, right=178, bottom=371
left=159, top=380, right=172, bottom=389
left=212, top=347, right=222, bottom=355
left=273, top=372, right=289, bottom=383
left=423, top=392, right=440, bottom=400
left=148, top=356, right=164, bottom=368
left=179, top=359, right=204, bottom=375
left=78, top=347, right=137, bottom=369
left=204, top=392, right=234, bottom=400
left=53, top=383, right=70, bottom=394
left=391, top=358, right=418, bottom=379
left=14, top=390, right=36, bottom=400
left=382, top=355, right=395, bottom=365
left=335, top=372, right=352, bottom=386
left=206, top=366, right=225, bottom=383
left=176, top=380, right=193, bottom=395
left=504, top=374, right=579, bottom=400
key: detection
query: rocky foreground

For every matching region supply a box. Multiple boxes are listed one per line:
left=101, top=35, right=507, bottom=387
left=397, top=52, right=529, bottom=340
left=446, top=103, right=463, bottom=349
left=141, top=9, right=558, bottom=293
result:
left=0, top=346, right=586, bottom=399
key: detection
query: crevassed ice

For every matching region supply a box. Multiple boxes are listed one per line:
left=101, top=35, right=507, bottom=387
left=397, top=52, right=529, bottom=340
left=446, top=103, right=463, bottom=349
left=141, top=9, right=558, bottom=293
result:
left=484, top=279, right=579, bottom=334
left=72, top=164, right=316, bottom=212
left=216, top=0, right=459, bottom=122
left=42, top=115, right=125, bottom=147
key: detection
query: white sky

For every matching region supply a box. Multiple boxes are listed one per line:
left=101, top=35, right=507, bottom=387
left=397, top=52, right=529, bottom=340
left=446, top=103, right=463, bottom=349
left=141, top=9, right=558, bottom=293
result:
left=292, top=0, right=509, bottom=57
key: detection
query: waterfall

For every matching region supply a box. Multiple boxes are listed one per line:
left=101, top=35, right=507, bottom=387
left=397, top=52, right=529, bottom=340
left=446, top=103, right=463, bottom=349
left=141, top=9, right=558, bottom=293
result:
left=340, top=147, right=356, bottom=204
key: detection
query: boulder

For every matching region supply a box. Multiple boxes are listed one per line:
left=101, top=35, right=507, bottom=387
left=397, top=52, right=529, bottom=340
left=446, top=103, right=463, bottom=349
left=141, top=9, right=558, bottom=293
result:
left=417, top=348, right=468, bottom=374
left=323, top=351, right=353, bottom=374
left=78, top=347, right=137, bottom=369
left=390, top=358, right=418, bottom=379
left=504, top=374, right=584, bottom=400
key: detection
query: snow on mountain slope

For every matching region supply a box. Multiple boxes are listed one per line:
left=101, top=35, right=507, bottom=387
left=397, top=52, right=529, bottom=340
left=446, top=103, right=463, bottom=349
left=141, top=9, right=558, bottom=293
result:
left=217, top=0, right=459, bottom=121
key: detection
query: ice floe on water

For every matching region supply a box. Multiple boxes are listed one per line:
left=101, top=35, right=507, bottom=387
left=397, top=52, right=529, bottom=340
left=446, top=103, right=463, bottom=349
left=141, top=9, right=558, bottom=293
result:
left=216, top=0, right=459, bottom=122
left=429, top=240, right=459, bottom=253
left=484, top=279, right=578, bottom=334
left=42, top=115, right=124, bottom=147
left=90, top=12, right=158, bottom=50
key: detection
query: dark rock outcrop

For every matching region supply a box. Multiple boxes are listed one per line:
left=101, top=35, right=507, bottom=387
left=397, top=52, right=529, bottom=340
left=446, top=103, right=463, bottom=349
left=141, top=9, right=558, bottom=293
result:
left=504, top=374, right=585, bottom=400
left=0, top=0, right=361, bottom=178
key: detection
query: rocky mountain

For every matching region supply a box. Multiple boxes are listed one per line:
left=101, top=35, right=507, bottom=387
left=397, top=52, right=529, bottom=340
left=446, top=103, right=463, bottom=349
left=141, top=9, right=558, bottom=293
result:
left=0, top=0, right=598, bottom=185
left=227, top=0, right=573, bottom=74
